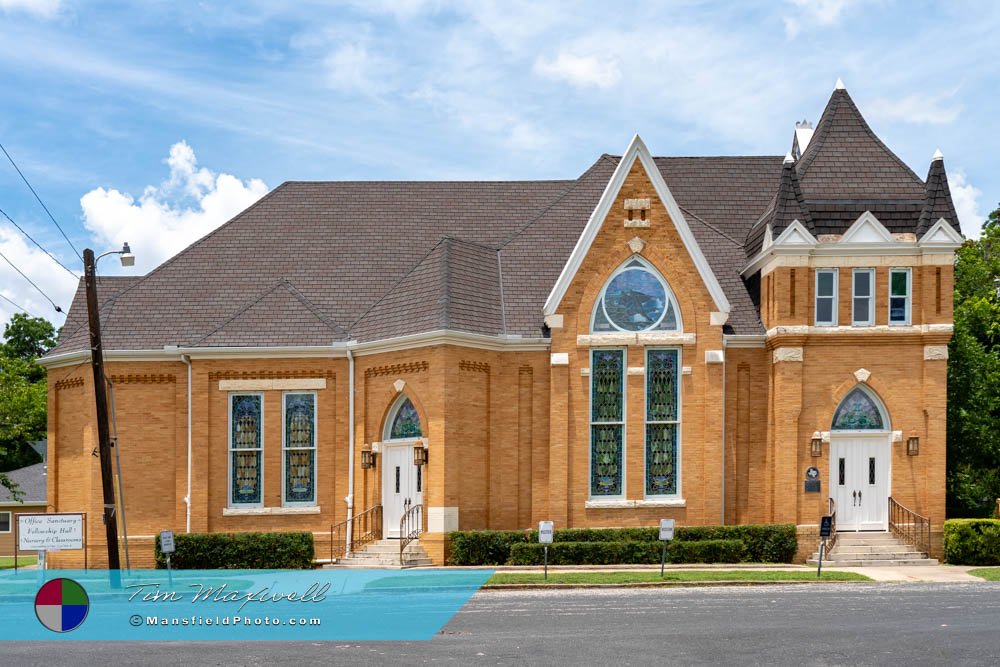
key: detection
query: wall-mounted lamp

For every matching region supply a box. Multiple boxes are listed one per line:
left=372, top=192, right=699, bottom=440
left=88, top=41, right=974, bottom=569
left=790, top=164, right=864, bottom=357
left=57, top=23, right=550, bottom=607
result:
left=413, top=445, right=428, bottom=467
left=810, top=432, right=823, bottom=457
left=361, top=444, right=376, bottom=469
left=907, top=432, right=920, bottom=456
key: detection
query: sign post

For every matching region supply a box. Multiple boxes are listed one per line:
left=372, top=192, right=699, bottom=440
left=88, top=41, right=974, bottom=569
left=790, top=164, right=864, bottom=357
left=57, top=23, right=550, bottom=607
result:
left=160, top=530, right=176, bottom=586
left=659, top=519, right=675, bottom=577
left=538, top=521, right=554, bottom=581
left=818, top=515, right=833, bottom=578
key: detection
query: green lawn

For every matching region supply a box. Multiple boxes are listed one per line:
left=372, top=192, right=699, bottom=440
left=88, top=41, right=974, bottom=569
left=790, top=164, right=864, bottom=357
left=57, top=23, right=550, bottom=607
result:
left=487, top=570, right=870, bottom=585
left=968, top=568, right=1000, bottom=581
left=0, top=555, right=37, bottom=569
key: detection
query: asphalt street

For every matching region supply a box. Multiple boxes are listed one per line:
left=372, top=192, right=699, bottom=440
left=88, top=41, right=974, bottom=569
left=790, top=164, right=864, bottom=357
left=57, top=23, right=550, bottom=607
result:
left=4, top=582, right=999, bottom=666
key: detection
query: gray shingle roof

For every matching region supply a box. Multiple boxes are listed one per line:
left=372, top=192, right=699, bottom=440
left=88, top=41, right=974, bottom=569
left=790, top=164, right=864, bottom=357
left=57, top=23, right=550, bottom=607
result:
left=46, top=89, right=960, bottom=351
left=0, top=462, right=46, bottom=504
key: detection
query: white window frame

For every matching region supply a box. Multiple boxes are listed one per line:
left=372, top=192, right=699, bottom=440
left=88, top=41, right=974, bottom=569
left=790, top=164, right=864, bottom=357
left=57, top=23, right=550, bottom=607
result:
left=852, top=268, right=875, bottom=327
left=589, top=348, right=626, bottom=499
left=591, top=256, right=682, bottom=334
left=814, top=269, right=839, bottom=327
left=888, top=268, right=911, bottom=326
left=644, top=348, right=682, bottom=499
left=228, top=392, right=264, bottom=508
left=282, top=391, right=318, bottom=507
left=0, top=511, right=10, bottom=533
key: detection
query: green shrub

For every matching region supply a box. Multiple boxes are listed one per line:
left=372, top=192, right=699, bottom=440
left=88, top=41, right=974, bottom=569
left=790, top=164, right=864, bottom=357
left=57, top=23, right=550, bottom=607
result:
left=506, top=539, right=746, bottom=566
left=447, top=524, right=796, bottom=565
left=943, top=519, right=1000, bottom=565
left=154, top=531, right=314, bottom=569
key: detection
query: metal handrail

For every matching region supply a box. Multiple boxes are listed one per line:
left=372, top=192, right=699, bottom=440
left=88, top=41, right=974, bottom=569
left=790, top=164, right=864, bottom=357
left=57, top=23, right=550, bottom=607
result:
left=827, top=497, right=838, bottom=552
left=399, top=502, right=423, bottom=567
left=328, top=505, right=383, bottom=562
left=888, top=496, right=930, bottom=556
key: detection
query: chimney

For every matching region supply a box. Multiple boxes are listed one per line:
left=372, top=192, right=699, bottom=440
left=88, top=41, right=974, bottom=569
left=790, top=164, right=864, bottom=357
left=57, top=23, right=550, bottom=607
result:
left=791, top=119, right=814, bottom=160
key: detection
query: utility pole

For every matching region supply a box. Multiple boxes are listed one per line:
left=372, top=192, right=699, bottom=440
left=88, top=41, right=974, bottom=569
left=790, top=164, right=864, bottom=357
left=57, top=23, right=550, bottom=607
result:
left=83, top=248, right=122, bottom=575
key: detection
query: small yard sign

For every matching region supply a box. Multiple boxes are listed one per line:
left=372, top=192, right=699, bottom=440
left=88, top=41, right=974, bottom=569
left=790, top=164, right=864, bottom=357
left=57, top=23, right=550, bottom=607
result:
left=160, top=530, right=176, bottom=553
left=538, top=521, right=554, bottom=544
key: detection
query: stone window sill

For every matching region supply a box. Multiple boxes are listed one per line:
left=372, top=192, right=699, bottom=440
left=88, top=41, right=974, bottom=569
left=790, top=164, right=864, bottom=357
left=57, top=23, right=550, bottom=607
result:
left=584, top=498, right=686, bottom=509
left=223, top=506, right=321, bottom=516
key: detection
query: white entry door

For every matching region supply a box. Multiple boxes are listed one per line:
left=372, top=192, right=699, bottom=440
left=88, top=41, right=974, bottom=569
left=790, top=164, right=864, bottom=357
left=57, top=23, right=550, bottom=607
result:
left=382, top=443, right=422, bottom=538
left=830, top=436, right=890, bottom=531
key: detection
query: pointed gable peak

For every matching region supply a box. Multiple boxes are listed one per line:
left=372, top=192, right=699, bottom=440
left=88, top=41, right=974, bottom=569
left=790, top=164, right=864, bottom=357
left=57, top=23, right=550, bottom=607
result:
left=783, top=151, right=795, bottom=165
left=932, top=148, right=944, bottom=161
left=835, top=77, right=846, bottom=91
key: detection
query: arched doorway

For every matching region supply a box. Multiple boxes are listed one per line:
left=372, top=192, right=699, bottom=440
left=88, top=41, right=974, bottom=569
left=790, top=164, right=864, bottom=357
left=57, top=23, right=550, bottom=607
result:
left=381, top=395, right=424, bottom=538
left=829, top=385, right=891, bottom=531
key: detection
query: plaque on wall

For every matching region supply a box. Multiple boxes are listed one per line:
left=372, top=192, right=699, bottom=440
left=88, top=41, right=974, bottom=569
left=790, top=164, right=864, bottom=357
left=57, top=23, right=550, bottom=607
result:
left=804, top=480, right=821, bottom=493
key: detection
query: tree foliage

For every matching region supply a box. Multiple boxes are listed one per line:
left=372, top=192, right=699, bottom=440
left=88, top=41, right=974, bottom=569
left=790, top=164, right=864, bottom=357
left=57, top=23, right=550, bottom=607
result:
left=948, top=204, right=1000, bottom=516
left=0, top=314, right=56, bottom=497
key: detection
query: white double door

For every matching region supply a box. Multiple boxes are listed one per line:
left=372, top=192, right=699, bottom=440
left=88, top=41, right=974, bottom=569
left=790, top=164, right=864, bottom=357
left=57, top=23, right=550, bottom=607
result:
left=830, top=436, right=890, bottom=531
left=382, top=442, right=422, bottom=538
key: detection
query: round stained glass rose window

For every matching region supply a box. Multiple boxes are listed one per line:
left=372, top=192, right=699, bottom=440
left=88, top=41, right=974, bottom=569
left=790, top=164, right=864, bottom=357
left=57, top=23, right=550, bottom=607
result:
left=601, top=268, right=667, bottom=331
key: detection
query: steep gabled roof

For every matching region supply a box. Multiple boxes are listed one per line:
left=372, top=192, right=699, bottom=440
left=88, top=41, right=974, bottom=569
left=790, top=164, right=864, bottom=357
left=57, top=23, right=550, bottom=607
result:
left=745, top=157, right=814, bottom=258
left=917, top=155, right=962, bottom=237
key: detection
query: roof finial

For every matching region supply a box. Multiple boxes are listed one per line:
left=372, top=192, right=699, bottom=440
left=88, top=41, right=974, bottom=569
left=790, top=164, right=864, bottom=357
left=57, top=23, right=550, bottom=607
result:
left=834, top=77, right=846, bottom=91
left=783, top=151, right=795, bottom=165
left=932, top=148, right=944, bottom=161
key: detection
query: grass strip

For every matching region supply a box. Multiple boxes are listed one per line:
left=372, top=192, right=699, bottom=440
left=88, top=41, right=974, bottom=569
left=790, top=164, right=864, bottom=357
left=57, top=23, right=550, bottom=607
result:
left=0, top=556, right=37, bottom=570
left=967, top=568, right=1000, bottom=581
left=487, top=570, right=870, bottom=585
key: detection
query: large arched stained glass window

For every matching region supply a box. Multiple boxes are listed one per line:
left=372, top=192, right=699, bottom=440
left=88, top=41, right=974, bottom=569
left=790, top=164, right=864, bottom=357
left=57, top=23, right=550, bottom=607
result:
left=832, top=387, right=887, bottom=430
left=386, top=397, right=422, bottom=440
left=591, top=257, right=680, bottom=333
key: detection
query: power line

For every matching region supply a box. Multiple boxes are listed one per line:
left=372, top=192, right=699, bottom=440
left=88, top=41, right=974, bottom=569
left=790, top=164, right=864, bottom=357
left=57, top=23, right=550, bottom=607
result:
left=0, top=292, right=42, bottom=318
left=0, top=204, right=79, bottom=278
left=0, top=140, right=82, bottom=261
left=0, top=247, right=63, bottom=313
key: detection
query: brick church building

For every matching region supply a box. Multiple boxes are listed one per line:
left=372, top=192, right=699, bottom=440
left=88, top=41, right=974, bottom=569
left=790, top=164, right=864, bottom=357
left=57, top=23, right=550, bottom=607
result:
left=41, top=83, right=963, bottom=566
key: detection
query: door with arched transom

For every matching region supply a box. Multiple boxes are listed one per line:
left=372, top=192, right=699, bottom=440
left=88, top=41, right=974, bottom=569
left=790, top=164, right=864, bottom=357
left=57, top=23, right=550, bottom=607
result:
left=829, top=386, right=891, bottom=531
left=381, top=396, right=423, bottom=538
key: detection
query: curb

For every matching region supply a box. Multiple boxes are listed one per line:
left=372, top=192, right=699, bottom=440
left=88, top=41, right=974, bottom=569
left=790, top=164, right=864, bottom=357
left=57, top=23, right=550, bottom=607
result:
left=481, top=579, right=873, bottom=591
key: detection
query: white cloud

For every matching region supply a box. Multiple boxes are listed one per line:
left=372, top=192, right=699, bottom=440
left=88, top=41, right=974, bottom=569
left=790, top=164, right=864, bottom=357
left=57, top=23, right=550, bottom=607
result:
left=0, top=0, right=61, bottom=19
left=866, top=91, right=962, bottom=125
left=0, top=227, right=77, bottom=326
left=324, top=42, right=390, bottom=94
left=534, top=51, right=621, bottom=89
left=948, top=170, right=984, bottom=239
left=80, top=141, right=269, bottom=273
left=784, top=0, right=861, bottom=37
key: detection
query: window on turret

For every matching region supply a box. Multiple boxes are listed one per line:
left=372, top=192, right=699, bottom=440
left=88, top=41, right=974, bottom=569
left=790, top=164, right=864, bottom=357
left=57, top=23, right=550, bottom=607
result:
left=889, top=268, right=911, bottom=325
left=815, top=269, right=838, bottom=326
left=852, top=269, right=874, bottom=326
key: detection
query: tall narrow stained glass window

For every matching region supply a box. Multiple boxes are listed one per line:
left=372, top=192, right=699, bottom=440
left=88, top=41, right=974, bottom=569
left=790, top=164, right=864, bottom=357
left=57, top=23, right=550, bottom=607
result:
left=389, top=398, right=422, bottom=439
left=230, top=394, right=262, bottom=506
left=284, top=393, right=316, bottom=505
left=832, top=387, right=885, bottom=430
left=646, top=349, right=680, bottom=496
left=591, top=349, right=624, bottom=496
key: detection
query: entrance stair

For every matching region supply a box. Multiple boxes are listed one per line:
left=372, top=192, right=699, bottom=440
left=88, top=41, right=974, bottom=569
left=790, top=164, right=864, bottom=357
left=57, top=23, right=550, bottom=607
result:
left=327, top=539, right=433, bottom=569
left=807, top=531, right=937, bottom=566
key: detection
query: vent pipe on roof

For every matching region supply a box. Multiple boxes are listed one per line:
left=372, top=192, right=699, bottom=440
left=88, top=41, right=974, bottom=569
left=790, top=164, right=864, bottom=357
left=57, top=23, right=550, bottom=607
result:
left=791, top=120, right=814, bottom=160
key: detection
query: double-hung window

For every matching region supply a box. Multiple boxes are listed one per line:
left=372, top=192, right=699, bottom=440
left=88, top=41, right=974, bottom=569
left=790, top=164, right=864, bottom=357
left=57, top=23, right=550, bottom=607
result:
left=852, top=269, right=875, bottom=326
left=590, top=349, right=625, bottom=497
left=0, top=511, right=10, bottom=533
left=889, top=268, right=911, bottom=325
left=229, top=393, right=263, bottom=506
left=645, top=349, right=680, bottom=496
left=283, top=392, right=317, bottom=506
left=815, top=269, right=838, bottom=326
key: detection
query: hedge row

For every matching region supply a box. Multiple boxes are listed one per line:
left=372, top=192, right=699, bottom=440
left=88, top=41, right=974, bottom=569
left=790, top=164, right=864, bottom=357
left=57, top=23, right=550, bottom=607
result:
left=507, top=539, right=746, bottom=566
left=448, top=524, right=796, bottom=565
left=154, top=531, right=314, bottom=569
left=943, top=519, right=1000, bottom=565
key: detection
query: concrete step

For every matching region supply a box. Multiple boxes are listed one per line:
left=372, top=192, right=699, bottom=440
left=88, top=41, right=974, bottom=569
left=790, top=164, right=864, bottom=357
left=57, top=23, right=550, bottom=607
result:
left=829, top=545, right=919, bottom=554
left=807, top=558, right=939, bottom=567
left=830, top=551, right=928, bottom=561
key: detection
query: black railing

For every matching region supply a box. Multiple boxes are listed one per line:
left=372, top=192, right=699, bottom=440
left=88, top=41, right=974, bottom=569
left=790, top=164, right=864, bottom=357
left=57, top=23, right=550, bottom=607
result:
left=328, top=505, right=383, bottom=562
left=888, top=496, right=930, bottom=556
left=399, top=501, right=423, bottom=566
left=827, top=497, right=838, bottom=552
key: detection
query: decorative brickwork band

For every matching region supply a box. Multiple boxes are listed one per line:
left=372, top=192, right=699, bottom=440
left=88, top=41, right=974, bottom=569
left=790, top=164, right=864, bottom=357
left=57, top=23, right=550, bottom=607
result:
left=365, top=361, right=429, bottom=378
left=459, top=360, right=491, bottom=373
left=109, top=374, right=176, bottom=384
left=55, top=377, right=85, bottom=390
left=209, top=369, right=336, bottom=381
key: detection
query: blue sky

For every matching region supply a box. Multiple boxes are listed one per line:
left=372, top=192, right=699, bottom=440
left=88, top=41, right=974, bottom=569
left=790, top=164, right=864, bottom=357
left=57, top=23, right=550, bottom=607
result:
left=0, top=0, right=997, bottom=326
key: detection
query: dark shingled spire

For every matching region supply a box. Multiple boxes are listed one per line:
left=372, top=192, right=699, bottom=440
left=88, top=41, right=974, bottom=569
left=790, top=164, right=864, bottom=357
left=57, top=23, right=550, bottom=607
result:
left=917, top=153, right=962, bottom=237
left=745, top=156, right=813, bottom=258
left=796, top=87, right=926, bottom=201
